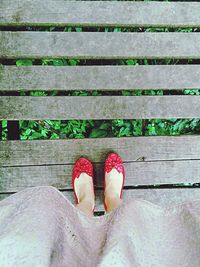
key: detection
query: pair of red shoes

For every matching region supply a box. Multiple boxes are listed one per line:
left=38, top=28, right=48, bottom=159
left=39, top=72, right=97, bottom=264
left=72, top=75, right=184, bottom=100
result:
left=72, top=152, right=125, bottom=213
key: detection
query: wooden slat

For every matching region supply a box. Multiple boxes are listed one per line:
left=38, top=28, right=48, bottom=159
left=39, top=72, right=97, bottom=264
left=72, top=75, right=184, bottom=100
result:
left=1, top=188, right=200, bottom=212
left=1, top=1, right=200, bottom=27
left=0, top=160, right=200, bottom=192
left=1, top=136, right=200, bottom=167
left=66, top=188, right=200, bottom=211
left=0, top=122, right=2, bottom=140
left=1, top=32, right=200, bottom=59
left=1, top=65, right=200, bottom=91
left=0, top=95, right=200, bottom=120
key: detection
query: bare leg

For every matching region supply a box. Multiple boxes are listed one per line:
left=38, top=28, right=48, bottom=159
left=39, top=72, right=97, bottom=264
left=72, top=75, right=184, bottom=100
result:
left=76, top=199, right=94, bottom=218
left=74, top=173, right=95, bottom=218
left=104, top=194, right=122, bottom=213
left=104, top=168, right=123, bottom=213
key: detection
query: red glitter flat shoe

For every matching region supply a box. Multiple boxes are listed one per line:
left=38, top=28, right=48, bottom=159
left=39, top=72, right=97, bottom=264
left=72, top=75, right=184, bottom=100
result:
left=72, top=157, right=95, bottom=212
left=104, top=152, right=125, bottom=212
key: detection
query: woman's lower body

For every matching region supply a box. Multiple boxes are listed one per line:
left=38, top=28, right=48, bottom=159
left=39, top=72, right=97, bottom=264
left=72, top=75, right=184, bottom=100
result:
left=1, top=186, right=200, bottom=267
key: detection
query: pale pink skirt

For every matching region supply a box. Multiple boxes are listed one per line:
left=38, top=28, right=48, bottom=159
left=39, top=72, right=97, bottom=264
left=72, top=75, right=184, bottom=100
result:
left=0, top=186, right=200, bottom=267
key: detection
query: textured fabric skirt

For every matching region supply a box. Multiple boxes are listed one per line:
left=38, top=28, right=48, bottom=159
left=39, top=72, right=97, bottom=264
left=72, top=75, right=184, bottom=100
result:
left=0, top=185, right=200, bottom=267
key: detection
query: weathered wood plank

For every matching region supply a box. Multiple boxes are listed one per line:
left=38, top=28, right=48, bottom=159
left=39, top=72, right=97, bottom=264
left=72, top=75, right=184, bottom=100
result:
left=0, top=160, right=200, bottom=192
left=1, top=1, right=200, bottom=27
left=0, top=122, right=2, bottom=140
left=0, top=95, right=200, bottom=120
left=1, top=65, right=200, bottom=91
left=63, top=188, right=200, bottom=211
left=1, top=32, right=200, bottom=59
left=1, top=136, right=200, bottom=167
left=1, top=188, right=200, bottom=212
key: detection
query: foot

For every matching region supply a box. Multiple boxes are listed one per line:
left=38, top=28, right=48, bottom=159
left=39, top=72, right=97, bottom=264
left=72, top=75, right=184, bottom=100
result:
left=72, top=157, right=95, bottom=213
left=104, top=168, right=123, bottom=211
left=74, top=172, right=95, bottom=211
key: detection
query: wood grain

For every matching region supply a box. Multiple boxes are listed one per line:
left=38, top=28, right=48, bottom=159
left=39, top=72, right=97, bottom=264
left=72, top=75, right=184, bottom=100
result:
left=1, top=136, right=200, bottom=167
left=1, top=1, right=200, bottom=27
left=1, top=65, right=200, bottom=91
left=0, top=95, right=200, bottom=120
left=0, top=160, right=200, bottom=192
left=1, top=32, right=200, bottom=59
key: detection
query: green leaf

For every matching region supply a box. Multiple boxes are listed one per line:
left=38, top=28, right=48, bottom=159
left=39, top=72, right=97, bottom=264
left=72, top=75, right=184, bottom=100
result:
left=50, top=133, right=59, bottom=139
left=64, top=27, right=72, bottom=32
left=89, top=129, right=108, bottom=138
left=75, top=27, right=82, bottom=32
left=29, top=132, right=43, bottom=139
left=49, top=26, right=55, bottom=31
left=2, top=120, right=7, bottom=128
left=25, top=129, right=32, bottom=135
left=21, top=135, right=28, bottom=140
left=68, top=59, right=78, bottom=66
left=16, top=60, right=33, bottom=66
left=42, top=59, right=64, bottom=66
left=52, top=59, right=64, bottom=66
left=114, top=27, right=121, bottom=32
left=183, top=89, right=200, bottom=95
left=122, top=90, right=131, bottom=96
left=118, top=127, right=131, bottom=137
left=41, top=129, right=48, bottom=136
left=99, top=122, right=110, bottom=130
left=125, top=59, right=138, bottom=65
left=30, top=91, right=48, bottom=96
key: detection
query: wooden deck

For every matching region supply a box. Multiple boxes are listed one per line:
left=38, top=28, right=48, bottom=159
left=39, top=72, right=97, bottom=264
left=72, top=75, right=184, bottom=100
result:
left=1, top=1, right=200, bottom=214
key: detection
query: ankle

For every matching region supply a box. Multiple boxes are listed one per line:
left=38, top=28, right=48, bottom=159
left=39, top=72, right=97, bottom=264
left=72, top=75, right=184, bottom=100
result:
left=104, top=191, right=120, bottom=201
left=105, top=193, right=120, bottom=203
left=79, top=194, right=94, bottom=207
left=76, top=201, right=94, bottom=217
left=104, top=194, right=122, bottom=212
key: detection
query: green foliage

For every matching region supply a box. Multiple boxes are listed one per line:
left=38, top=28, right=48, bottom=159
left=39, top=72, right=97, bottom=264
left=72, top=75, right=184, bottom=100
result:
left=143, top=90, right=163, bottom=96
left=112, top=119, right=142, bottom=137
left=146, top=119, right=200, bottom=136
left=89, top=128, right=108, bottom=138
left=121, top=90, right=142, bottom=96
left=1, top=120, right=7, bottom=140
left=183, top=89, right=200, bottom=95
left=16, top=59, right=33, bottom=66
left=2, top=25, right=199, bottom=142
left=42, top=58, right=79, bottom=66
left=18, top=120, right=95, bottom=140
